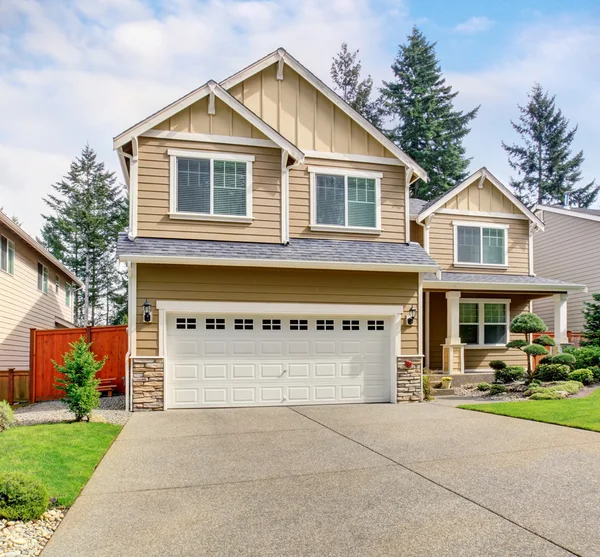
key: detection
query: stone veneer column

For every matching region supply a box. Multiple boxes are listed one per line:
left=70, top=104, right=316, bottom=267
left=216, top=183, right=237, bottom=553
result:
left=132, top=357, right=164, bottom=411
left=397, top=357, right=422, bottom=402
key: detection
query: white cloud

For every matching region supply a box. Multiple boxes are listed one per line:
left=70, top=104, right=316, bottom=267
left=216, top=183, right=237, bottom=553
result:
left=454, top=16, right=494, bottom=34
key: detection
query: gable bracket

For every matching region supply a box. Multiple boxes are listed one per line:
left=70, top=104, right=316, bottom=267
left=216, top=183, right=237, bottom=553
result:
left=208, top=89, right=216, bottom=115
left=276, top=54, right=285, bottom=81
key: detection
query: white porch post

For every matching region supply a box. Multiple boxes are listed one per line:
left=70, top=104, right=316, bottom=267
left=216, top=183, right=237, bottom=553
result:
left=446, top=291, right=461, bottom=344
left=443, top=291, right=465, bottom=374
left=554, top=293, right=568, bottom=350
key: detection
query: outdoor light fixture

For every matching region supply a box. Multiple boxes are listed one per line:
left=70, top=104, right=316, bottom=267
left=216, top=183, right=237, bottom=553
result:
left=142, top=299, right=152, bottom=323
left=406, top=305, right=417, bottom=325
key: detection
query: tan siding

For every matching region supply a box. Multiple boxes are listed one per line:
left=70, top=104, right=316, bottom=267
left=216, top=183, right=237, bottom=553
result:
left=442, top=179, right=520, bottom=214
left=428, top=214, right=530, bottom=274
left=289, top=157, right=406, bottom=243
left=410, top=221, right=423, bottom=247
left=533, top=211, right=600, bottom=332
left=0, top=224, right=74, bottom=369
left=135, top=265, right=419, bottom=356
left=136, top=137, right=282, bottom=242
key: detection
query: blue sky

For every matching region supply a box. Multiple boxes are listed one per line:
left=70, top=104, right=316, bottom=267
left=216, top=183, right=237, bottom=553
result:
left=1, top=0, right=599, bottom=235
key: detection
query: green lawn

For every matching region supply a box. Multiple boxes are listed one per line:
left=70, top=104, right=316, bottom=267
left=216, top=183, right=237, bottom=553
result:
left=460, top=388, right=600, bottom=432
left=0, top=422, right=121, bottom=506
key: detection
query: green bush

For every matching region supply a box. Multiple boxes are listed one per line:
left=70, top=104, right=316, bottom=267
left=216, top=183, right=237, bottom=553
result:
left=422, top=375, right=433, bottom=401
left=529, top=391, right=566, bottom=400
left=0, top=472, right=49, bottom=521
left=489, top=360, right=507, bottom=371
left=535, top=363, right=570, bottom=382
left=0, top=400, right=14, bottom=433
left=510, top=313, right=547, bottom=334
left=477, top=382, right=491, bottom=391
left=528, top=379, right=542, bottom=388
left=533, top=335, right=556, bottom=347
left=591, top=367, right=600, bottom=382
left=494, top=366, right=525, bottom=384
left=568, top=368, right=594, bottom=385
left=550, top=353, right=577, bottom=368
left=489, top=384, right=507, bottom=396
left=506, top=339, right=528, bottom=349
left=564, top=346, right=600, bottom=369
left=523, top=344, right=549, bottom=357
left=525, top=381, right=583, bottom=397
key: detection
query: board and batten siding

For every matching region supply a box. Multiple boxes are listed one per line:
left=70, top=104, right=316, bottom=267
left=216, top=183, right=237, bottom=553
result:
left=443, top=179, right=523, bottom=214
left=0, top=223, right=74, bottom=369
left=137, top=137, right=282, bottom=243
left=135, top=264, right=419, bottom=356
left=533, top=210, right=600, bottom=332
left=289, top=158, right=407, bottom=243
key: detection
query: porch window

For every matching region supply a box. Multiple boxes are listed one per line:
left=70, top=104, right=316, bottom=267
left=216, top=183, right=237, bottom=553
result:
left=455, top=223, right=507, bottom=266
left=459, top=300, right=509, bottom=346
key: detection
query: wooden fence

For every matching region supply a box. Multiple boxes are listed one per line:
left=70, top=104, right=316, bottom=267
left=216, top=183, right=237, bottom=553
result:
left=0, top=370, right=30, bottom=405
left=30, top=325, right=127, bottom=403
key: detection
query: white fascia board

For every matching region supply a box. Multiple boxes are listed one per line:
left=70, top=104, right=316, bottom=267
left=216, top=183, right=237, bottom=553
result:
left=141, top=129, right=278, bottom=149
left=422, top=280, right=587, bottom=293
left=534, top=204, right=600, bottom=224
left=219, top=48, right=427, bottom=180
left=118, top=254, right=440, bottom=274
left=304, top=150, right=404, bottom=167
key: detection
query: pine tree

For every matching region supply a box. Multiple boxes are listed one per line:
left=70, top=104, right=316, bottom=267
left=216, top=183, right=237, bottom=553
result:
left=381, top=27, right=479, bottom=200
left=331, top=43, right=383, bottom=128
left=582, top=293, right=600, bottom=346
left=41, top=145, right=128, bottom=326
left=502, top=83, right=598, bottom=208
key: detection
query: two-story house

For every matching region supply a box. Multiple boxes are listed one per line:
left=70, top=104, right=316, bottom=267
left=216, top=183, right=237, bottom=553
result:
left=0, top=210, right=82, bottom=370
left=115, top=49, right=584, bottom=411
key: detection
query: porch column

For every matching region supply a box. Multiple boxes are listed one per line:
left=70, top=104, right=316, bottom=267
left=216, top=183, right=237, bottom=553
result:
left=554, top=293, right=568, bottom=350
left=442, top=291, right=465, bottom=374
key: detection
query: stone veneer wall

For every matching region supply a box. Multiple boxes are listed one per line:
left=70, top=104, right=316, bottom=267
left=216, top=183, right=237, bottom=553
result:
left=397, top=357, right=422, bottom=402
left=132, top=357, right=164, bottom=411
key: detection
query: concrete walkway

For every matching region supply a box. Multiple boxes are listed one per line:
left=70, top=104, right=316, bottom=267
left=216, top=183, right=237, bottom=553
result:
left=43, top=402, right=600, bottom=556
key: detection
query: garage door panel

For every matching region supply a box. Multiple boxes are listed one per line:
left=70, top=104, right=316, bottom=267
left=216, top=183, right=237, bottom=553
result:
left=288, top=341, right=310, bottom=356
left=260, top=363, right=283, bottom=378
left=203, top=388, right=227, bottom=405
left=232, top=364, right=255, bottom=379
left=204, top=341, right=227, bottom=356
left=315, top=363, right=336, bottom=377
left=260, top=341, right=285, bottom=356
left=315, top=341, right=336, bottom=355
left=288, top=363, right=310, bottom=378
left=173, top=364, right=199, bottom=380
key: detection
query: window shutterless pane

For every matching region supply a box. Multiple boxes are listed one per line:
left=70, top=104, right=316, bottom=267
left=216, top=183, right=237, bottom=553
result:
left=43, top=266, right=48, bottom=293
left=0, top=236, right=6, bottom=272
left=65, top=283, right=71, bottom=306
left=457, top=226, right=481, bottom=263
left=485, top=325, right=507, bottom=344
left=483, top=228, right=505, bottom=265
left=177, top=158, right=210, bottom=213
left=7, top=240, right=14, bottom=274
left=347, top=177, right=376, bottom=227
left=459, top=303, right=478, bottom=323
left=213, top=160, right=246, bottom=216
left=484, top=303, right=506, bottom=324
left=316, top=175, right=345, bottom=226
left=459, top=324, right=479, bottom=344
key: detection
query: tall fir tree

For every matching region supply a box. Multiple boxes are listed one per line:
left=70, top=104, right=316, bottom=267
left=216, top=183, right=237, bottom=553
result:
left=502, top=83, right=598, bottom=208
left=381, top=26, right=479, bottom=200
left=41, top=145, right=128, bottom=326
left=331, top=43, right=383, bottom=128
left=582, top=293, right=600, bottom=347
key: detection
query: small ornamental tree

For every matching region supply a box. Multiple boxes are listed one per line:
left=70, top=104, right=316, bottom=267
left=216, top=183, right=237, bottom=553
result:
left=54, top=337, right=105, bottom=421
left=507, top=313, right=548, bottom=379
left=582, top=293, right=600, bottom=346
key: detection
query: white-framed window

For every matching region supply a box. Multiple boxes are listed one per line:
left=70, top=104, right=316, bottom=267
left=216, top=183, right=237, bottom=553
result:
left=453, top=221, right=508, bottom=267
left=0, top=235, right=15, bottom=275
left=37, top=262, right=48, bottom=293
left=55, top=274, right=60, bottom=293
left=65, top=283, right=72, bottom=307
left=459, top=298, right=510, bottom=347
left=168, top=149, right=254, bottom=223
left=309, top=166, right=382, bottom=234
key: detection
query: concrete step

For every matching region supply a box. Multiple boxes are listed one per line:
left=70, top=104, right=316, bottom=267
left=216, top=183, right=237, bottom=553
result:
left=432, top=388, right=456, bottom=396
left=426, top=372, right=494, bottom=388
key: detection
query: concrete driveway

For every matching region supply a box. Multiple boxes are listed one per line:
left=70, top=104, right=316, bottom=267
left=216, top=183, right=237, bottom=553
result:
left=43, top=402, right=600, bottom=556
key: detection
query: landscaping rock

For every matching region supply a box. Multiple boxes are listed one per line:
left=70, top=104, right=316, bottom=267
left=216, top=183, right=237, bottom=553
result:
left=0, top=511, right=64, bottom=556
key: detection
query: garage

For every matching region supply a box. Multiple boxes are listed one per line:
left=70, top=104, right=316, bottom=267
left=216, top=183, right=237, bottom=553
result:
left=164, top=307, right=398, bottom=409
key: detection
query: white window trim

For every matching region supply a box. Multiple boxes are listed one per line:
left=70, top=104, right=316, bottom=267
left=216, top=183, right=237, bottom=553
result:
left=65, top=282, right=72, bottom=307
left=0, top=235, right=15, bottom=276
left=37, top=262, right=49, bottom=294
left=168, top=149, right=254, bottom=222
left=453, top=221, right=509, bottom=268
left=308, top=166, right=382, bottom=233
left=460, top=298, right=511, bottom=348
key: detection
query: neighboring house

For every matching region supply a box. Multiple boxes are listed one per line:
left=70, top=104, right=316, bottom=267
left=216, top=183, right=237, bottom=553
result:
left=0, top=211, right=83, bottom=369
left=533, top=205, right=600, bottom=334
left=114, top=48, right=584, bottom=411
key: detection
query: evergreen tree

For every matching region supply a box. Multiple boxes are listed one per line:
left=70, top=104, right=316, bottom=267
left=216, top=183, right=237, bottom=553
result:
left=381, top=27, right=479, bottom=200
left=502, top=83, right=598, bottom=208
left=41, top=145, right=128, bottom=326
left=582, top=293, right=600, bottom=346
left=331, top=43, right=383, bottom=128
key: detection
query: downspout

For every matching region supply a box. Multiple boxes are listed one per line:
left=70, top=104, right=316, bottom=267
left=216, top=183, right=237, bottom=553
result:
left=126, top=261, right=137, bottom=412
left=281, top=153, right=303, bottom=244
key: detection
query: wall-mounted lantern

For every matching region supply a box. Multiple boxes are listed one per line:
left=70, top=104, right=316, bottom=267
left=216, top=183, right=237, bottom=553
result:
left=406, top=305, right=417, bottom=325
left=142, top=299, right=152, bottom=323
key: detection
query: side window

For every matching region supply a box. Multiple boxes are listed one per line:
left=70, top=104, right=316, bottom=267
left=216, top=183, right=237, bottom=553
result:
left=37, top=262, right=48, bottom=293
left=0, top=235, right=15, bottom=275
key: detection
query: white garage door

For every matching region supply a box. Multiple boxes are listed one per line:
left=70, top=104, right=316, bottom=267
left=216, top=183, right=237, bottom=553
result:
left=165, top=313, right=392, bottom=408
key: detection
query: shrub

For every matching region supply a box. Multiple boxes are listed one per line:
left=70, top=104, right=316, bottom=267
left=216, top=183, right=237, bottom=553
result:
left=489, top=384, right=507, bottom=396
left=525, top=381, right=583, bottom=397
left=564, top=346, right=600, bottom=369
left=528, top=379, right=542, bottom=388
left=523, top=344, right=549, bottom=357
left=494, top=366, right=525, bottom=384
left=422, top=375, right=433, bottom=401
left=0, top=472, right=49, bottom=521
left=530, top=391, right=566, bottom=400
left=535, top=363, right=570, bottom=382
left=477, top=382, right=491, bottom=391
left=510, top=313, right=547, bottom=334
left=568, top=368, right=594, bottom=385
left=550, top=353, right=577, bottom=368
left=506, top=339, right=528, bottom=349
left=54, top=337, right=105, bottom=421
left=533, top=335, right=556, bottom=347
left=0, top=401, right=14, bottom=433
left=489, top=360, right=507, bottom=371
left=591, top=367, right=600, bottom=382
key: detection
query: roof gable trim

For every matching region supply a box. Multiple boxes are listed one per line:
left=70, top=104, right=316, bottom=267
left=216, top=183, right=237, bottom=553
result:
left=535, top=205, right=600, bottom=224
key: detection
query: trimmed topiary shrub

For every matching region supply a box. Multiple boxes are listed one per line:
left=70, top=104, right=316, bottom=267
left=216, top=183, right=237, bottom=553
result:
left=489, top=384, right=507, bottom=396
left=535, top=363, right=570, bottom=382
left=511, top=313, right=547, bottom=334
left=0, top=401, right=14, bottom=433
left=568, top=368, right=594, bottom=385
left=0, top=472, right=49, bottom=521
left=477, top=382, right=491, bottom=391
left=523, top=344, right=549, bottom=357
left=533, top=335, right=556, bottom=347
left=494, top=366, right=525, bottom=384
left=489, top=360, right=507, bottom=371
left=506, top=339, right=528, bottom=349
left=550, top=353, right=577, bottom=368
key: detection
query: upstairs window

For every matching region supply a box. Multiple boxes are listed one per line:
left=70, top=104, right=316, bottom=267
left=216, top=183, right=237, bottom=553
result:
left=454, top=222, right=507, bottom=266
left=37, top=262, right=48, bottom=293
left=0, top=235, right=15, bottom=275
left=168, top=149, right=253, bottom=221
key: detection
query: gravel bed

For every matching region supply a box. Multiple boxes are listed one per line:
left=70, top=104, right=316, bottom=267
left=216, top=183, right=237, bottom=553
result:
left=0, top=509, right=64, bottom=556
left=454, top=384, right=527, bottom=402
left=13, top=396, right=130, bottom=427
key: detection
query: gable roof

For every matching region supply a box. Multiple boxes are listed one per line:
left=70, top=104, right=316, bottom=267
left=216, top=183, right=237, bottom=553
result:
left=220, top=48, right=428, bottom=180
left=416, top=167, right=544, bottom=229
left=535, top=204, right=600, bottom=223
left=0, top=211, right=83, bottom=286
left=113, top=81, right=304, bottom=161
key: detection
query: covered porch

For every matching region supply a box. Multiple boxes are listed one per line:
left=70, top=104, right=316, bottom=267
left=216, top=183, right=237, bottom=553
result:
left=422, top=272, right=586, bottom=374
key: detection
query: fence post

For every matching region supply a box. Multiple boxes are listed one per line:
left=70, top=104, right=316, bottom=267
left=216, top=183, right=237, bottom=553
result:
left=7, top=369, right=14, bottom=406
left=86, top=325, right=93, bottom=344
left=29, top=328, right=36, bottom=404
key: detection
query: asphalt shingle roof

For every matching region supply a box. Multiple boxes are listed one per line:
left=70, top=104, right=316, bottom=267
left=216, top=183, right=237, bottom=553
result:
left=117, top=233, right=438, bottom=268
left=538, top=205, right=600, bottom=217
left=409, top=198, right=429, bottom=217
left=423, top=271, right=583, bottom=287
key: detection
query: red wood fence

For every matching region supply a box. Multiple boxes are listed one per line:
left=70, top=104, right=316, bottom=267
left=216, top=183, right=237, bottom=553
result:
left=0, top=370, right=30, bottom=405
left=30, top=325, right=127, bottom=403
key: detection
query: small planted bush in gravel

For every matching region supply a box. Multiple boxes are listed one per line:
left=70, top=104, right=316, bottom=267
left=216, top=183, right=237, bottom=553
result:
left=524, top=380, right=584, bottom=398
left=494, top=366, right=525, bottom=384
left=529, top=391, right=566, bottom=400
left=568, top=368, right=595, bottom=385
left=489, top=360, right=507, bottom=371
left=489, top=384, right=507, bottom=396
left=535, top=363, right=570, bottom=382
left=0, top=401, right=14, bottom=433
left=477, top=382, right=491, bottom=391
left=0, top=472, right=49, bottom=521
